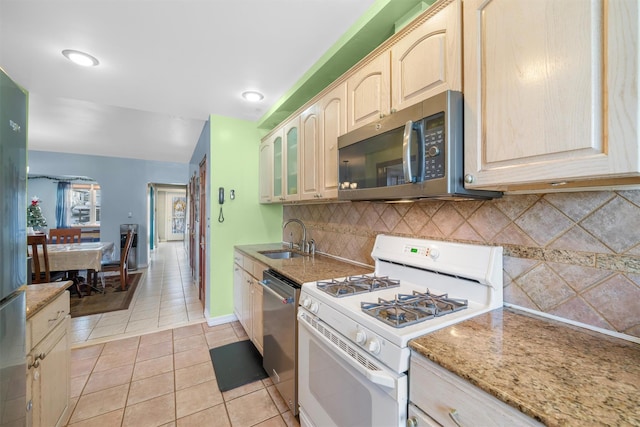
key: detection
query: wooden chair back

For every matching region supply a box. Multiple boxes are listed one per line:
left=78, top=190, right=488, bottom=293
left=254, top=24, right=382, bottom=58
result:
left=28, top=234, right=51, bottom=283
left=49, top=228, right=82, bottom=244
left=119, top=230, right=135, bottom=289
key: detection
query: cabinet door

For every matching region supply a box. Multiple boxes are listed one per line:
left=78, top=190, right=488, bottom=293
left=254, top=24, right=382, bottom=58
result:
left=240, top=271, right=253, bottom=336
left=464, top=0, right=640, bottom=190
left=251, top=280, right=264, bottom=355
left=233, top=261, right=243, bottom=320
left=318, top=83, right=347, bottom=200
left=30, top=316, right=70, bottom=427
left=347, top=52, right=391, bottom=132
left=259, top=140, right=273, bottom=203
left=271, top=130, right=284, bottom=201
left=391, top=0, right=461, bottom=111
left=283, top=117, right=300, bottom=201
left=300, top=105, right=320, bottom=200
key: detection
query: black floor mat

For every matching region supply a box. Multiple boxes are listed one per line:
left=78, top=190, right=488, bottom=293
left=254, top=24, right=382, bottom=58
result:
left=209, top=340, right=268, bottom=392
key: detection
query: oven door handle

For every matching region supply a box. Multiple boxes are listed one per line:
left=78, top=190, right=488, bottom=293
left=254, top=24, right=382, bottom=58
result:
left=298, top=312, right=398, bottom=389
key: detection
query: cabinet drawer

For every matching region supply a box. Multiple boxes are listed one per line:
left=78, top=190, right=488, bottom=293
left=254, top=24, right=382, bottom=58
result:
left=233, top=250, right=244, bottom=267
left=243, top=257, right=255, bottom=277
left=410, top=353, right=542, bottom=427
left=29, top=291, right=70, bottom=350
left=253, top=261, right=267, bottom=281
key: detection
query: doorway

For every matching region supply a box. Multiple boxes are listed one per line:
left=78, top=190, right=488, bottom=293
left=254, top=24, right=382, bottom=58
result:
left=198, top=157, right=207, bottom=303
left=152, top=185, right=187, bottom=243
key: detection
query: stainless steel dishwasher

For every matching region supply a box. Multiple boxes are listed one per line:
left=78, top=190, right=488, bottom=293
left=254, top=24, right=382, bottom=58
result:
left=261, top=269, right=301, bottom=415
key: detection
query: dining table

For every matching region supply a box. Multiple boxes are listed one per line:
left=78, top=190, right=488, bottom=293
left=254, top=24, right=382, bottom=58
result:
left=39, top=241, right=115, bottom=272
left=29, top=241, right=116, bottom=295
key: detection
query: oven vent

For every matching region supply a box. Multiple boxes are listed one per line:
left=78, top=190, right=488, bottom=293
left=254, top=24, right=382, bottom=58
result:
left=303, top=313, right=382, bottom=372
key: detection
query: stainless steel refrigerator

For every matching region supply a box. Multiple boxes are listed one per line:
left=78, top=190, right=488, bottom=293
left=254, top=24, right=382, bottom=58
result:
left=0, top=67, right=28, bottom=427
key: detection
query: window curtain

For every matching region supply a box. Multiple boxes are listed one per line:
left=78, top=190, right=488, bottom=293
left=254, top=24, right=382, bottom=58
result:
left=55, top=182, right=70, bottom=228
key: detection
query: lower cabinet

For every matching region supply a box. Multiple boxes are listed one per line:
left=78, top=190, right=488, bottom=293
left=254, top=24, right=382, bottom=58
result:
left=409, top=351, right=542, bottom=427
left=233, top=250, right=265, bottom=354
left=27, top=291, right=71, bottom=427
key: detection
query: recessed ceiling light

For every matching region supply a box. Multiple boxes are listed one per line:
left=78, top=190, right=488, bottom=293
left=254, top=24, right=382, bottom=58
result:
left=62, top=49, right=99, bottom=67
left=242, top=91, right=264, bottom=102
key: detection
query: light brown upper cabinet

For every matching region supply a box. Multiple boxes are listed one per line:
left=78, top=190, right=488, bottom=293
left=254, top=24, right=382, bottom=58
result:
left=347, top=0, right=461, bottom=132
left=283, top=117, right=300, bottom=202
left=300, top=104, right=320, bottom=200
left=261, top=117, right=300, bottom=203
left=258, top=140, right=273, bottom=203
left=390, top=0, right=461, bottom=112
left=346, top=53, right=391, bottom=132
left=300, top=82, right=347, bottom=201
left=463, top=0, right=640, bottom=191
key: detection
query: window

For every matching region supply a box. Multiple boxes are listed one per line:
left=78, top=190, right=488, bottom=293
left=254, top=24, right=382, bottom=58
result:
left=70, top=183, right=100, bottom=225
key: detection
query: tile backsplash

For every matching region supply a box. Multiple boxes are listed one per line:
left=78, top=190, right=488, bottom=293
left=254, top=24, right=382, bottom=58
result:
left=284, top=190, right=640, bottom=339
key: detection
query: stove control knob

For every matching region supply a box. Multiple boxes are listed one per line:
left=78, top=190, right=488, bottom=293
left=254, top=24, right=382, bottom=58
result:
left=301, top=297, right=311, bottom=309
left=368, top=339, right=381, bottom=354
left=310, top=302, right=319, bottom=313
left=355, top=331, right=367, bottom=344
left=429, top=247, right=440, bottom=260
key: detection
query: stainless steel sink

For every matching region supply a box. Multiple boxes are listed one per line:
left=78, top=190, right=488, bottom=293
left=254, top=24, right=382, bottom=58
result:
left=259, top=250, right=305, bottom=259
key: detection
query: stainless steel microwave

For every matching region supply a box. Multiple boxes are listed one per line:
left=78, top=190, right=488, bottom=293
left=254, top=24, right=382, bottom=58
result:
left=338, top=90, right=501, bottom=201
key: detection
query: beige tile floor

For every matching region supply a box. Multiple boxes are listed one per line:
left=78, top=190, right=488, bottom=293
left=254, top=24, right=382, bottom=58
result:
left=71, top=242, right=206, bottom=346
left=63, top=241, right=299, bottom=426
left=64, top=322, right=300, bottom=426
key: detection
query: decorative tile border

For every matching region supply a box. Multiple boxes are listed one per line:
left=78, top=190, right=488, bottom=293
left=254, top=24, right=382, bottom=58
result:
left=283, top=189, right=640, bottom=338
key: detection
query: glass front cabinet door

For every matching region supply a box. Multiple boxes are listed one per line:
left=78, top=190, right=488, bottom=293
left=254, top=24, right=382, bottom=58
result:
left=283, top=117, right=300, bottom=201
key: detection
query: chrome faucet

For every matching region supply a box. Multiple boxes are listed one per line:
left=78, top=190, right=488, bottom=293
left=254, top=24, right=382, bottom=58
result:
left=282, top=218, right=308, bottom=253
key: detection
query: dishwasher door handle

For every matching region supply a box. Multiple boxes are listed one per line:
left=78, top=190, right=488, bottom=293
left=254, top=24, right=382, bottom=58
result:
left=260, top=280, right=295, bottom=304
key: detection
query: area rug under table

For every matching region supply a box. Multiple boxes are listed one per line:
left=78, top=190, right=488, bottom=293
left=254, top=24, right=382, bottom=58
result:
left=69, top=272, right=142, bottom=318
left=210, top=340, right=268, bottom=392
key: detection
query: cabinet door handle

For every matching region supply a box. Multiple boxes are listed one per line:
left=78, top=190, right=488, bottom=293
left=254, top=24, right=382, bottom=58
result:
left=28, top=353, right=45, bottom=369
left=48, top=310, right=64, bottom=324
left=449, top=409, right=463, bottom=427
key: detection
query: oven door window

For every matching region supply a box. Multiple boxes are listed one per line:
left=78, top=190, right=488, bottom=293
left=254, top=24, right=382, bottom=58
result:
left=339, top=125, right=420, bottom=190
left=298, top=317, right=407, bottom=427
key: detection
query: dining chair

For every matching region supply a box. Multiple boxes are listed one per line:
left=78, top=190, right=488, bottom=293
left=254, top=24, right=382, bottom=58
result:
left=27, top=235, right=79, bottom=293
left=48, top=228, right=82, bottom=244
left=48, top=227, right=85, bottom=293
left=93, top=230, right=134, bottom=292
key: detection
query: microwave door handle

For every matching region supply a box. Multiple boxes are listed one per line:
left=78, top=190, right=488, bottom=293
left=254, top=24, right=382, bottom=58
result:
left=403, top=121, right=414, bottom=183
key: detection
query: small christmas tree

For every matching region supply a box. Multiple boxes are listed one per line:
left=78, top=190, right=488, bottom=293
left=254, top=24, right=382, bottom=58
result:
left=27, top=196, right=47, bottom=228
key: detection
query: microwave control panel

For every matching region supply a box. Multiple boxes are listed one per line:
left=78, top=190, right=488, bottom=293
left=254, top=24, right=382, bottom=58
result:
left=423, top=112, right=445, bottom=180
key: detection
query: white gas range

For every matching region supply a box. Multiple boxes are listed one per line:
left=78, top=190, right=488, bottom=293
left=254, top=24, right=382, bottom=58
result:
left=297, top=234, right=503, bottom=427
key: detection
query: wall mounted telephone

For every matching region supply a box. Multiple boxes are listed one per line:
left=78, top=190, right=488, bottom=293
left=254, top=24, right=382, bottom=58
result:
left=218, top=187, right=225, bottom=222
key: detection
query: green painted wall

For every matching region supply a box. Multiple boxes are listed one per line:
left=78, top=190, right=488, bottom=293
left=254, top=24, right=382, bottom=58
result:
left=207, top=115, right=282, bottom=318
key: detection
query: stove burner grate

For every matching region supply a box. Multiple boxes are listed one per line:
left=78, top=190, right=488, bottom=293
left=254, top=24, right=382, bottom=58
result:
left=317, top=275, right=400, bottom=298
left=361, top=290, right=468, bottom=328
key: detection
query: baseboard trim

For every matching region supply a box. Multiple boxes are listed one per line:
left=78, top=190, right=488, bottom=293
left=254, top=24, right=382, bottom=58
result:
left=205, top=313, right=238, bottom=327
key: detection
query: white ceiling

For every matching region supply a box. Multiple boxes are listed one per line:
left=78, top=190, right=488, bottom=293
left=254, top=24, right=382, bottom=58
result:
left=0, top=0, right=375, bottom=163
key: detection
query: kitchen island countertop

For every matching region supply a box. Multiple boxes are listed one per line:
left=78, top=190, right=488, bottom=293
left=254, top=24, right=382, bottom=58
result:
left=409, top=307, right=640, bottom=427
left=26, top=281, right=71, bottom=319
left=235, top=243, right=373, bottom=284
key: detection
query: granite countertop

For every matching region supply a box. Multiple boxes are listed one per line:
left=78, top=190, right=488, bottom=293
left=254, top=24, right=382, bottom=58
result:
left=409, top=307, right=640, bottom=427
left=25, top=281, right=71, bottom=319
left=235, top=243, right=373, bottom=284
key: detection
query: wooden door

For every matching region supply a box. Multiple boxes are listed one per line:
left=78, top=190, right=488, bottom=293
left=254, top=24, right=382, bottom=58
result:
left=188, top=175, right=195, bottom=275
left=198, top=157, right=206, bottom=303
